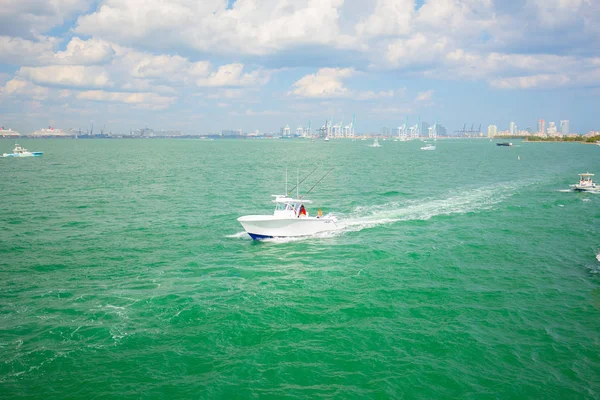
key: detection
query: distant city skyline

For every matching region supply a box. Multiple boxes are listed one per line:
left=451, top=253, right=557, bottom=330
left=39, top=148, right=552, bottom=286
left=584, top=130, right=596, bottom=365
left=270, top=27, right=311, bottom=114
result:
left=1, top=1, right=599, bottom=134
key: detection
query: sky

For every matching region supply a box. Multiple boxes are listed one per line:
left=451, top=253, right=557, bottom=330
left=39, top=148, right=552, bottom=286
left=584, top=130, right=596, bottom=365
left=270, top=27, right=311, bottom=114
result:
left=1, top=0, right=599, bottom=135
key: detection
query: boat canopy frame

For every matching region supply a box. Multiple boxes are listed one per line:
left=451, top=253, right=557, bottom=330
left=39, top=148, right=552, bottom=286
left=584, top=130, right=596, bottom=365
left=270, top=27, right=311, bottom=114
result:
left=271, top=195, right=312, bottom=204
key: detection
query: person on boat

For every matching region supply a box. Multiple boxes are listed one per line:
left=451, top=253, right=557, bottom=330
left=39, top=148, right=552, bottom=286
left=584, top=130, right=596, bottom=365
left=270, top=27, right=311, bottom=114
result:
left=317, top=208, right=323, bottom=218
left=298, top=205, right=307, bottom=217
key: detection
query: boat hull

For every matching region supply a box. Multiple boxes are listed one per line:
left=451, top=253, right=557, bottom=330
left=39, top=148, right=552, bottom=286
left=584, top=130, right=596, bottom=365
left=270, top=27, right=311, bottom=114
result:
left=573, top=185, right=599, bottom=192
left=2, top=151, right=43, bottom=157
left=238, top=215, right=338, bottom=239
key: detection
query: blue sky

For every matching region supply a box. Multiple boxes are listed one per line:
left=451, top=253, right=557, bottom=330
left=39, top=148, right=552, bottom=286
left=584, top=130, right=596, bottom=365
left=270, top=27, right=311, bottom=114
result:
left=1, top=0, right=599, bottom=134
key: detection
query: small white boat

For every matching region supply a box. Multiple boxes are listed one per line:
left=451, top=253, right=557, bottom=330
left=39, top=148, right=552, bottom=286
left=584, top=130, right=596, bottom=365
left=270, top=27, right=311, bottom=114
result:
left=2, top=144, right=43, bottom=157
left=324, top=136, right=330, bottom=141
left=238, top=195, right=338, bottom=240
left=369, top=138, right=381, bottom=147
left=571, top=173, right=599, bottom=192
left=238, top=168, right=338, bottom=240
left=421, top=144, right=436, bottom=151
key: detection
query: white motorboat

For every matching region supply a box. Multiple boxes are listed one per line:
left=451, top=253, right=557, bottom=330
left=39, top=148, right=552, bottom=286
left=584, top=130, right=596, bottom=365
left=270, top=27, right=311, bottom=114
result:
left=421, top=144, right=436, bottom=151
left=238, top=195, right=338, bottom=240
left=369, top=138, right=381, bottom=147
left=571, top=173, right=599, bottom=192
left=2, top=144, right=43, bottom=157
left=238, top=168, right=338, bottom=240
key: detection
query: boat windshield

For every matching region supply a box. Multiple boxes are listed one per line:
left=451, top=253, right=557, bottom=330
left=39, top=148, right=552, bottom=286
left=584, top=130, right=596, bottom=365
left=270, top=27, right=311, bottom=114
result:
left=274, top=203, right=298, bottom=212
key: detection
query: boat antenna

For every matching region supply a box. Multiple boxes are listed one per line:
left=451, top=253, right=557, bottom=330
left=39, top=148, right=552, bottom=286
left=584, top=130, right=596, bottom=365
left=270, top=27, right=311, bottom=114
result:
left=287, top=165, right=320, bottom=196
left=296, top=168, right=299, bottom=199
left=304, top=167, right=334, bottom=196
left=285, top=167, right=288, bottom=195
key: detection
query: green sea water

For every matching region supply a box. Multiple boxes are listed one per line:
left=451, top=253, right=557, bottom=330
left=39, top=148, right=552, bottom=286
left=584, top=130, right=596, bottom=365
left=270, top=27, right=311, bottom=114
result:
left=1, top=138, right=599, bottom=398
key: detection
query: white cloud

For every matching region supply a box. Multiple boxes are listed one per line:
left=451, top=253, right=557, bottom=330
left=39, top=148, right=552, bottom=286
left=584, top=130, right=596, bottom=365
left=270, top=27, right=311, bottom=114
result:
left=17, top=66, right=112, bottom=89
left=416, top=90, right=434, bottom=102
left=0, top=0, right=89, bottom=38
left=75, top=0, right=355, bottom=56
left=355, top=0, right=415, bottom=37
left=0, top=77, right=49, bottom=100
left=3, top=38, right=273, bottom=104
left=385, top=33, right=449, bottom=68
left=244, top=109, right=283, bottom=116
left=490, top=74, right=571, bottom=89
left=205, top=89, right=251, bottom=99
left=416, top=0, right=494, bottom=38
left=0, top=36, right=115, bottom=67
left=131, top=55, right=210, bottom=80
left=0, top=35, right=59, bottom=65
left=76, top=90, right=176, bottom=109
left=526, top=0, right=585, bottom=26
left=354, top=90, right=395, bottom=100
left=195, top=63, right=270, bottom=87
left=439, top=50, right=600, bottom=89
left=443, top=51, right=578, bottom=79
left=53, top=37, right=116, bottom=65
left=291, top=68, right=407, bottom=100
left=370, top=105, right=413, bottom=115
left=291, top=68, right=355, bottom=98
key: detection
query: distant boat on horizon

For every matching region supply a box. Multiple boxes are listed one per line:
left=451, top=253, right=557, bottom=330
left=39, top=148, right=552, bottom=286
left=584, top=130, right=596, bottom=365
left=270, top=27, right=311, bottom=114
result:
left=369, top=138, right=381, bottom=147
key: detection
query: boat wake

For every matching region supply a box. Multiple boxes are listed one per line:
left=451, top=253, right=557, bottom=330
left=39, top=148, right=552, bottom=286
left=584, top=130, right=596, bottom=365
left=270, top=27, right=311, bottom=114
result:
left=335, top=183, right=517, bottom=234
left=226, top=231, right=252, bottom=239
left=559, top=188, right=600, bottom=195
left=229, top=182, right=523, bottom=243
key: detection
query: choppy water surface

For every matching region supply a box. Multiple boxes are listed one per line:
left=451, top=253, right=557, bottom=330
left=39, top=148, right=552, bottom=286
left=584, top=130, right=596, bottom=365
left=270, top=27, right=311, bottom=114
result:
left=1, top=139, right=599, bottom=398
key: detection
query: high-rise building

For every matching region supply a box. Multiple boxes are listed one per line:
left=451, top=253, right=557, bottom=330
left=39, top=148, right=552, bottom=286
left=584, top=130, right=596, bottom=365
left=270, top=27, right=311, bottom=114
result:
left=537, top=119, right=545, bottom=134
left=437, top=125, right=447, bottom=137
left=487, top=125, right=497, bottom=138
left=421, top=122, right=430, bottom=137
left=510, top=121, right=516, bottom=136
left=428, top=123, right=437, bottom=139
left=547, top=121, right=557, bottom=136
left=560, top=120, right=569, bottom=136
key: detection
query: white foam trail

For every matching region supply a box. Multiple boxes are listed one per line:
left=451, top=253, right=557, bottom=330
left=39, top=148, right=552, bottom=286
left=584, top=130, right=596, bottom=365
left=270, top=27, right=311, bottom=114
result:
left=261, top=229, right=340, bottom=244
left=226, top=231, right=251, bottom=239
left=336, top=182, right=520, bottom=234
